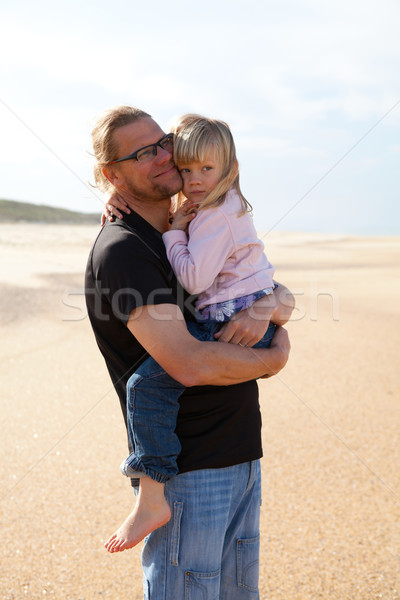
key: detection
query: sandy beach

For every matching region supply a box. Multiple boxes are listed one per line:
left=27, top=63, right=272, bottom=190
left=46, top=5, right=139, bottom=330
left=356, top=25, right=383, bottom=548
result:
left=1, top=223, right=399, bottom=600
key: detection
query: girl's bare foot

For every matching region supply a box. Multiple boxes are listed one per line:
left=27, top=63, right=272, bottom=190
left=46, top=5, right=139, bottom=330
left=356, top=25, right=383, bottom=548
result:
left=104, top=477, right=171, bottom=553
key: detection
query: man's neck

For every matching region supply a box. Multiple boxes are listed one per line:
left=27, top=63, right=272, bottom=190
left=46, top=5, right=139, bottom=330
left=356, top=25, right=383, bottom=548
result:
left=126, top=197, right=171, bottom=233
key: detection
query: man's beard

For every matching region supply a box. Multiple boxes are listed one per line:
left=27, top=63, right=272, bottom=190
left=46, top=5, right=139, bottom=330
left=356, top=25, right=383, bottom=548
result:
left=126, top=173, right=182, bottom=203
left=152, top=179, right=182, bottom=199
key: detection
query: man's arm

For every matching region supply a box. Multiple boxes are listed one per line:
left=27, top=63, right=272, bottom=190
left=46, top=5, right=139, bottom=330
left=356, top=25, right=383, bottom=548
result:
left=127, top=303, right=290, bottom=387
left=215, top=281, right=295, bottom=345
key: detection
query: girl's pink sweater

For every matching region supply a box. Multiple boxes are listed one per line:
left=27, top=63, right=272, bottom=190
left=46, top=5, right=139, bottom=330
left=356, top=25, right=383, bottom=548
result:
left=162, top=189, right=275, bottom=310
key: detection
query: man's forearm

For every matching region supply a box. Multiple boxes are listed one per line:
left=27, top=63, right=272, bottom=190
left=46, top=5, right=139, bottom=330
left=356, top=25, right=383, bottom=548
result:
left=180, top=327, right=290, bottom=387
left=127, top=304, right=290, bottom=388
left=249, top=282, right=295, bottom=327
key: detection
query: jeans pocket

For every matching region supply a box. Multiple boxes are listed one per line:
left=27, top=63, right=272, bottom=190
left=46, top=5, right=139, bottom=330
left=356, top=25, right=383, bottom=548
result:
left=143, top=578, right=150, bottom=600
left=237, top=535, right=260, bottom=592
left=184, top=569, right=220, bottom=600
left=170, top=501, right=183, bottom=566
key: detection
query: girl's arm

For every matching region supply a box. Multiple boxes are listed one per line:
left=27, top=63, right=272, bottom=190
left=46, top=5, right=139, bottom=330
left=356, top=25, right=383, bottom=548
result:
left=101, top=190, right=131, bottom=226
left=163, top=205, right=236, bottom=294
left=165, top=203, right=292, bottom=347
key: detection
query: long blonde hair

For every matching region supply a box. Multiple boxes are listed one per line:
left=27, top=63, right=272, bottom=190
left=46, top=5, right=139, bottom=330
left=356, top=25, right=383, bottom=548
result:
left=171, top=114, right=252, bottom=215
left=91, top=105, right=150, bottom=192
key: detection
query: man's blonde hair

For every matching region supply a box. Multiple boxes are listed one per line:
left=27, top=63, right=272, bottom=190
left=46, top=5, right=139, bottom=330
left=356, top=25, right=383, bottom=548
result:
left=91, top=106, right=150, bottom=191
left=171, top=114, right=252, bottom=215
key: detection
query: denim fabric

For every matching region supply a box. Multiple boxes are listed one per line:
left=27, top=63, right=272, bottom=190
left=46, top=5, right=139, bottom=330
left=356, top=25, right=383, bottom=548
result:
left=122, top=358, right=185, bottom=483
left=121, top=317, right=276, bottom=483
left=252, top=321, right=276, bottom=348
left=141, top=461, right=262, bottom=599
left=198, top=286, right=276, bottom=322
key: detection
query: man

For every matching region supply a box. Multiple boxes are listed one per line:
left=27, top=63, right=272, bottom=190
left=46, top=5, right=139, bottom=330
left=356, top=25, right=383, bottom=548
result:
left=85, top=106, right=292, bottom=599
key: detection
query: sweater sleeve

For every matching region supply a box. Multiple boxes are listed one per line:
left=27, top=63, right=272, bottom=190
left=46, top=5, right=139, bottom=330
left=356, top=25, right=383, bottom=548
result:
left=162, top=207, right=235, bottom=294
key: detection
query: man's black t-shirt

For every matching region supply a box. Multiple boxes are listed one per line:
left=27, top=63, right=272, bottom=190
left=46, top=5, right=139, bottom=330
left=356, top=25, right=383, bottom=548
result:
left=85, top=210, right=262, bottom=474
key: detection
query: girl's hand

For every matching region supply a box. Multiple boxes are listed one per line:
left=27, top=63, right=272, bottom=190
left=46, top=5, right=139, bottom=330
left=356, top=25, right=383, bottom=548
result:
left=170, top=201, right=198, bottom=232
left=101, top=191, right=131, bottom=226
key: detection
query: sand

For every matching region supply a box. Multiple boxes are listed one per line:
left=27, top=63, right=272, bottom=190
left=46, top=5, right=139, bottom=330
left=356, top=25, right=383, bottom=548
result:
left=0, top=223, right=399, bottom=599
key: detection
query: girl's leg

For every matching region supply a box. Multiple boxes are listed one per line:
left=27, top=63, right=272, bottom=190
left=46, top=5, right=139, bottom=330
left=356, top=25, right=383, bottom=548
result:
left=104, top=358, right=183, bottom=553
left=107, top=330, right=210, bottom=554
left=121, top=322, right=214, bottom=481
left=122, top=356, right=186, bottom=481
left=105, top=322, right=218, bottom=554
left=104, top=476, right=171, bottom=553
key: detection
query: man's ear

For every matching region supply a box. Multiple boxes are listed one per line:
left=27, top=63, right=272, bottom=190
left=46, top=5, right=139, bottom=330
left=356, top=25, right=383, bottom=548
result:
left=102, top=165, right=120, bottom=187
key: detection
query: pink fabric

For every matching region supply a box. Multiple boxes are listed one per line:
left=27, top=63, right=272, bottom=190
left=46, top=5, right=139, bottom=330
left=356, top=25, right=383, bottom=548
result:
left=162, top=189, right=275, bottom=310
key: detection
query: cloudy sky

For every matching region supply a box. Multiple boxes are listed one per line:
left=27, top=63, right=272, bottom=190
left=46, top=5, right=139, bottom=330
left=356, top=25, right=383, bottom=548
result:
left=1, top=0, right=399, bottom=234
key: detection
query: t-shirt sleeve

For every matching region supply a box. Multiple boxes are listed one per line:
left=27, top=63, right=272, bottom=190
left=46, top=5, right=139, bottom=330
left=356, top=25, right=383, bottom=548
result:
left=97, top=234, right=177, bottom=324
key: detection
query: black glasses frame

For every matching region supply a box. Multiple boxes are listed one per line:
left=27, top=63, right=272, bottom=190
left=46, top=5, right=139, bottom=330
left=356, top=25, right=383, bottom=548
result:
left=108, top=133, right=174, bottom=165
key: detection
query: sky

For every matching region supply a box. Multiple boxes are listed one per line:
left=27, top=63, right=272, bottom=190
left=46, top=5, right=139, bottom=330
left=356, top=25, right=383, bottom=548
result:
left=0, top=0, right=399, bottom=234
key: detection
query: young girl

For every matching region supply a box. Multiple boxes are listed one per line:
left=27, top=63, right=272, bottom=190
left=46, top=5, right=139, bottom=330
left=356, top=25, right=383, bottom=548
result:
left=104, top=114, right=290, bottom=553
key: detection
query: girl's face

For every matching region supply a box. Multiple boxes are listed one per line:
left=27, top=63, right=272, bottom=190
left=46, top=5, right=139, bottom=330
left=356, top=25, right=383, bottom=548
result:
left=177, top=151, right=223, bottom=203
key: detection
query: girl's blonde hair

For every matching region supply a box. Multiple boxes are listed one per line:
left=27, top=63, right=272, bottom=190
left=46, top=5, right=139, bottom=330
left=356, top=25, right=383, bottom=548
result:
left=170, top=114, right=252, bottom=215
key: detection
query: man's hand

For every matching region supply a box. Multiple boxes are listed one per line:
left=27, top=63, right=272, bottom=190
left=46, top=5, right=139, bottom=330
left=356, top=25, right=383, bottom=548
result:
left=214, top=283, right=295, bottom=347
left=214, top=289, right=278, bottom=346
left=213, top=306, right=271, bottom=347
left=101, top=190, right=131, bottom=226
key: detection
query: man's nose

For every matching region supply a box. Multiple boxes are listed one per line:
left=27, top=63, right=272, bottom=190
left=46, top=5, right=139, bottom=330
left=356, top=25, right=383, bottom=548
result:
left=154, top=144, right=173, bottom=164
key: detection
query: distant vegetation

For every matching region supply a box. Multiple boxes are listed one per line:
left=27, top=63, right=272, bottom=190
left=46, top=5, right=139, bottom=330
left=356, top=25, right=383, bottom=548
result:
left=0, top=199, right=99, bottom=224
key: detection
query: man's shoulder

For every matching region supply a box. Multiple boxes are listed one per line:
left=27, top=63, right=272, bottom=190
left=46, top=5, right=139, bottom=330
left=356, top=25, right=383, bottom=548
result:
left=88, top=219, right=173, bottom=293
left=95, top=220, right=138, bottom=248
left=93, top=220, right=157, bottom=264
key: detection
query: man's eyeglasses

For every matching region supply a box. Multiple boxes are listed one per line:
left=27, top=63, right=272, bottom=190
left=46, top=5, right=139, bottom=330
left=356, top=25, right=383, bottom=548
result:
left=108, top=133, right=174, bottom=165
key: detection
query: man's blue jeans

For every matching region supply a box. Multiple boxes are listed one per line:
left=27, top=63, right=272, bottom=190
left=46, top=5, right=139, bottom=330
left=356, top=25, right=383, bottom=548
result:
left=121, top=321, right=276, bottom=483
left=141, top=460, right=262, bottom=599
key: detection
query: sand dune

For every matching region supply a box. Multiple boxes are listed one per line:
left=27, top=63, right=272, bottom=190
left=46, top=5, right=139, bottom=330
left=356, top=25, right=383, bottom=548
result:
left=1, top=224, right=399, bottom=599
